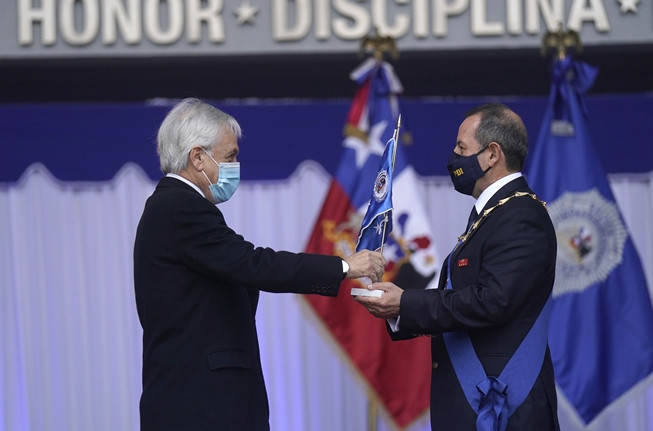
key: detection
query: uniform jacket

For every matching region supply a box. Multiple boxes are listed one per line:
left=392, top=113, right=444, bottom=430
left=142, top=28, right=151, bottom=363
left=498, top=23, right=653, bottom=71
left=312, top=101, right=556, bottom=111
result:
left=396, top=176, right=560, bottom=431
left=134, top=177, right=344, bottom=431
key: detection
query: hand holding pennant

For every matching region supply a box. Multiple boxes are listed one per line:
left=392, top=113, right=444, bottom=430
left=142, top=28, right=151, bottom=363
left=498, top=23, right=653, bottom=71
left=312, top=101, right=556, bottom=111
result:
left=351, top=115, right=400, bottom=297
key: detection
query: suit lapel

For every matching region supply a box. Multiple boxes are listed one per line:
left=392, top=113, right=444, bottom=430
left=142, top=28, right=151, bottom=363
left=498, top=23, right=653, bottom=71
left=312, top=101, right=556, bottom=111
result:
left=450, top=177, right=531, bottom=265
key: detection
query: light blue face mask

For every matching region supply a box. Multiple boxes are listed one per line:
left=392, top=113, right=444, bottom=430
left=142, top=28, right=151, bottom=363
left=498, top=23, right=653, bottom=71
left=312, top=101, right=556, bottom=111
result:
left=201, top=151, right=240, bottom=204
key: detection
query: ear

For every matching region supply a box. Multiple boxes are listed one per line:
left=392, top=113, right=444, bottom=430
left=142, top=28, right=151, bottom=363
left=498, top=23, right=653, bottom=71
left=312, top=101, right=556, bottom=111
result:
left=486, top=142, right=502, bottom=166
left=188, top=146, right=205, bottom=171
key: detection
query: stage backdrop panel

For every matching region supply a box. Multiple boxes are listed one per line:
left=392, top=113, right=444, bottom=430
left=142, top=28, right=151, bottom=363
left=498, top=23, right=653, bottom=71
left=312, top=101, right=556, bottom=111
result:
left=1, top=96, right=652, bottom=431
left=2, top=94, right=652, bottom=184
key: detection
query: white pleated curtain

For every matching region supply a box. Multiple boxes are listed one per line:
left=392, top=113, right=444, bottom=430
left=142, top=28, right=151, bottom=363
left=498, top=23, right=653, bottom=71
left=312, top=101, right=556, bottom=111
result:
left=2, top=162, right=652, bottom=431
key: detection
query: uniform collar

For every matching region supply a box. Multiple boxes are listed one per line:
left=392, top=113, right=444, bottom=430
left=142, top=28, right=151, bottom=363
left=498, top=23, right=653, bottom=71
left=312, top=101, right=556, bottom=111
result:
left=166, top=173, right=206, bottom=198
left=474, top=172, right=522, bottom=214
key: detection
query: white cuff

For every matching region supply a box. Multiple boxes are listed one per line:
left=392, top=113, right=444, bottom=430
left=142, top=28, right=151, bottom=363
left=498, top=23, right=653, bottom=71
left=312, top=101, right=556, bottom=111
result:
left=387, top=316, right=401, bottom=333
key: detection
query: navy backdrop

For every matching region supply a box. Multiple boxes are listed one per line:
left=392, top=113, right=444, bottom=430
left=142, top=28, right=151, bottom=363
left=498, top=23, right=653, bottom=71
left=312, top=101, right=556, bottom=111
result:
left=2, top=94, right=651, bottom=183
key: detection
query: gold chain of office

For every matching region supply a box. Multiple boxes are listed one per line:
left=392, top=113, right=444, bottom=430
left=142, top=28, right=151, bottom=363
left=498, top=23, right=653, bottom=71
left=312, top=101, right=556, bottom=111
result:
left=457, top=192, right=547, bottom=244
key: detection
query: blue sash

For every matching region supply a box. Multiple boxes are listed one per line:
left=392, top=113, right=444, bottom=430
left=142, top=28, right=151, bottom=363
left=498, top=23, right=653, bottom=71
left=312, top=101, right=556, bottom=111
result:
left=442, top=252, right=551, bottom=431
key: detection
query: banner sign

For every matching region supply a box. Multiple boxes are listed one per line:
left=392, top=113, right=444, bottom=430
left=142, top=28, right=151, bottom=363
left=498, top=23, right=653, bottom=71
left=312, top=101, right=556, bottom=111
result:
left=1, top=0, right=651, bottom=59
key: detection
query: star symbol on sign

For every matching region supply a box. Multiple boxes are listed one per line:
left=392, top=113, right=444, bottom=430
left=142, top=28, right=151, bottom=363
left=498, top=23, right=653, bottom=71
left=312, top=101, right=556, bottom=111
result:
left=234, top=1, right=259, bottom=25
left=617, top=0, right=639, bottom=13
left=343, top=121, right=387, bottom=167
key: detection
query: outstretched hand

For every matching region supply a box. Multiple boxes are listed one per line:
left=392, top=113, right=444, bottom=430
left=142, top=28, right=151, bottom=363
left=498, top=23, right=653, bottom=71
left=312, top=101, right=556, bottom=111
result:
left=352, top=282, right=403, bottom=319
left=344, top=250, right=385, bottom=282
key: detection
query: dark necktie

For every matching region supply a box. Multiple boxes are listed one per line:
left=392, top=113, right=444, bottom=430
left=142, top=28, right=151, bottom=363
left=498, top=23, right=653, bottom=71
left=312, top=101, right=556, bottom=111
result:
left=466, top=207, right=479, bottom=232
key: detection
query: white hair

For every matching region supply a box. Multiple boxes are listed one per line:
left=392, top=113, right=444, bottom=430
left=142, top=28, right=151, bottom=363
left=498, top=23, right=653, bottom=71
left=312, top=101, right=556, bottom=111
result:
left=156, top=98, right=242, bottom=174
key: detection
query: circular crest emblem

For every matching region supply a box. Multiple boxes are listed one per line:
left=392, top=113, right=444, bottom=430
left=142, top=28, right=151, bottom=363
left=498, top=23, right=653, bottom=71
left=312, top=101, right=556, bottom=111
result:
left=548, top=188, right=627, bottom=298
left=373, top=170, right=389, bottom=202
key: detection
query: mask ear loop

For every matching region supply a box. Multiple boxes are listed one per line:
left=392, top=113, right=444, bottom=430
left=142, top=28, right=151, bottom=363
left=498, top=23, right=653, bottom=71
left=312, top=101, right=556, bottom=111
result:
left=201, top=149, right=221, bottom=186
left=202, top=149, right=220, bottom=166
left=201, top=170, right=213, bottom=186
left=476, top=145, right=492, bottom=174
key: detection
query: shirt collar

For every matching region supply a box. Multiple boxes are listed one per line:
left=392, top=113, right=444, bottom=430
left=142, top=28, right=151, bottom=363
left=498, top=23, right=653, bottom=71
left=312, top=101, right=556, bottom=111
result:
left=474, top=172, right=522, bottom=213
left=166, top=173, right=206, bottom=198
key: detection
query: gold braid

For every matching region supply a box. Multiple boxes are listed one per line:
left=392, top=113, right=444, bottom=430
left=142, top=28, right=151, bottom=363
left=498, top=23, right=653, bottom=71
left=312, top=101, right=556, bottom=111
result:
left=457, top=192, right=547, bottom=244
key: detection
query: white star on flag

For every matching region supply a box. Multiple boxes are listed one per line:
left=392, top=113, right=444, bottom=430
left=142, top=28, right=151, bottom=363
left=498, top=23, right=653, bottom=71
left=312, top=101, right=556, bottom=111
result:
left=343, top=121, right=387, bottom=167
left=617, top=0, right=639, bottom=13
left=373, top=214, right=388, bottom=235
left=234, top=1, right=259, bottom=25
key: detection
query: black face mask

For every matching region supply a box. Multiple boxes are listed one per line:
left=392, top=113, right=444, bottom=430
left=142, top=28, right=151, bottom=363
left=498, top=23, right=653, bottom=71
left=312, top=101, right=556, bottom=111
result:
left=446, top=146, right=490, bottom=196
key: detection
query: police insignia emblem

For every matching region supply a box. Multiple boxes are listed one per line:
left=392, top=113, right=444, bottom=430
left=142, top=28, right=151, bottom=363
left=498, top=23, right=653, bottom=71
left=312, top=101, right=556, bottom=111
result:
left=373, top=170, right=389, bottom=202
left=548, top=188, right=628, bottom=297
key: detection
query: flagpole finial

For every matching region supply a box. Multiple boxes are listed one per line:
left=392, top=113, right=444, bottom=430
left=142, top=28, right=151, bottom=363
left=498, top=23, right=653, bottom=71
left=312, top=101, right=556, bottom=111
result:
left=541, top=22, right=582, bottom=60
left=360, top=27, right=399, bottom=61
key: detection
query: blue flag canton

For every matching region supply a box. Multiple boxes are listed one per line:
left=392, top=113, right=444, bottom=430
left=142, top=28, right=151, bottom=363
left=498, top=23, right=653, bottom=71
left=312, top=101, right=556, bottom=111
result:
left=356, top=137, right=396, bottom=252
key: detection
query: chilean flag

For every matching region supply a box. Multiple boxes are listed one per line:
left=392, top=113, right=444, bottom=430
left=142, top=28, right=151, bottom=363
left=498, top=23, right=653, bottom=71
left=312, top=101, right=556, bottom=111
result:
left=304, top=58, right=440, bottom=429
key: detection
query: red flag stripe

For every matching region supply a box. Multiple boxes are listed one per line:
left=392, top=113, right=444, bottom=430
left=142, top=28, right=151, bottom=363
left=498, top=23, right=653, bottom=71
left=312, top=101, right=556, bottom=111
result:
left=304, top=178, right=431, bottom=429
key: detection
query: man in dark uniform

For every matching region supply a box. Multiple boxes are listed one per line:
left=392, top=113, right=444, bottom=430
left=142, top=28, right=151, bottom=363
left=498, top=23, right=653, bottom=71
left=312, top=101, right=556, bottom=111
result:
left=355, top=103, right=559, bottom=431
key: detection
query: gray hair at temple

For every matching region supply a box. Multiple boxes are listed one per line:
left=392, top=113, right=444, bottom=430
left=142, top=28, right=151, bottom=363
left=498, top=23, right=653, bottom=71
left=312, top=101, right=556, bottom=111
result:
left=465, top=103, right=528, bottom=172
left=157, top=98, right=242, bottom=174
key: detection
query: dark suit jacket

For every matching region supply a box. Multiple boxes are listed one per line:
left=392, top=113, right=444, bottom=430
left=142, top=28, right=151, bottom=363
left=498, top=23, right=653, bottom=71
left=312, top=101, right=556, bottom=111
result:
left=134, top=177, right=344, bottom=431
left=396, top=176, right=560, bottom=431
